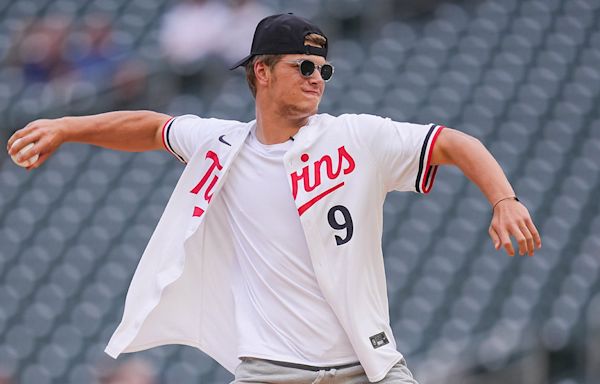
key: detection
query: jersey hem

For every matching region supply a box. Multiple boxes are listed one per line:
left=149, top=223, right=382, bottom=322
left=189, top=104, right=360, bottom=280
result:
left=237, top=351, right=360, bottom=368
left=107, top=338, right=202, bottom=355
left=106, top=338, right=236, bottom=374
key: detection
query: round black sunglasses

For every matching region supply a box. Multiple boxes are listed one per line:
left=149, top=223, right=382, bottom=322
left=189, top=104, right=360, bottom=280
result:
left=287, top=59, right=334, bottom=82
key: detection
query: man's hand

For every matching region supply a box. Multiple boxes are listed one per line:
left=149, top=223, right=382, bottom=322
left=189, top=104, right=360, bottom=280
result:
left=7, top=118, right=66, bottom=170
left=488, top=198, right=542, bottom=256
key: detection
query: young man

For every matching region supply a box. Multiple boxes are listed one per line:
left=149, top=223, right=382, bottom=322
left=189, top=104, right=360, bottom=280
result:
left=7, top=14, right=540, bottom=384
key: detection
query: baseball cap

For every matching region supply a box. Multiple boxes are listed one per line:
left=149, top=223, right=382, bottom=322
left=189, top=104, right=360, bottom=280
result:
left=229, top=13, right=328, bottom=70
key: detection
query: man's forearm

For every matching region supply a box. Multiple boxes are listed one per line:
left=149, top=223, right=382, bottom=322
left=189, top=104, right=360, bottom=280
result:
left=60, top=110, right=171, bottom=152
left=431, top=128, right=541, bottom=256
left=431, top=128, right=515, bottom=206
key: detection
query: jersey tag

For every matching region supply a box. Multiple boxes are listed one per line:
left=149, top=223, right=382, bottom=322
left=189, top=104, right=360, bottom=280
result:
left=369, top=332, right=389, bottom=349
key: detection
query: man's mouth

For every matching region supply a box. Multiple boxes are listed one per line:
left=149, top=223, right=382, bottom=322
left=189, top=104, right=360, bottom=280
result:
left=303, top=89, right=320, bottom=97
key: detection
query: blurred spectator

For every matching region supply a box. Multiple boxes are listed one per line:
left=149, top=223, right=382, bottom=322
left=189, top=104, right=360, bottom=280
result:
left=159, top=0, right=231, bottom=71
left=221, top=0, right=272, bottom=64
left=98, top=358, right=157, bottom=384
left=5, top=12, right=145, bottom=117
left=67, top=14, right=121, bottom=85
left=0, top=373, right=14, bottom=384
left=111, top=58, right=150, bottom=110
left=159, top=0, right=231, bottom=93
left=18, top=16, right=72, bottom=84
left=159, top=0, right=271, bottom=94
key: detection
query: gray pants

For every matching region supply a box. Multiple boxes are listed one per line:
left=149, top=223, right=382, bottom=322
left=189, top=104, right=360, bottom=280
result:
left=231, top=357, right=419, bottom=384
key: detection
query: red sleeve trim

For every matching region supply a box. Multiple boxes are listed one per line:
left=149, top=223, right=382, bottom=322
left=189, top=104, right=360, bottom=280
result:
left=161, top=116, right=175, bottom=152
left=161, top=116, right=186, bottom=163
left=417, top=125, right=444, bottom=194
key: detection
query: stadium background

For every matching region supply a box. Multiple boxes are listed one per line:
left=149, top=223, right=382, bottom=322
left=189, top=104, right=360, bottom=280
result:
left=0, top=0, right=598, bottom=383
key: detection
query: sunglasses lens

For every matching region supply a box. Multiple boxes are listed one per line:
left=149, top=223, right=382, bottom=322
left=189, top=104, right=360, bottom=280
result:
left=299, top=60, right=315, bottom=77
left=320, top=64, right=333, bottom=81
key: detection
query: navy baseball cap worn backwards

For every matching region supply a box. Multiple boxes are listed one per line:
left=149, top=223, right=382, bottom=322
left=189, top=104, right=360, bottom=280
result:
left=229, top=13, right=328, bottom=70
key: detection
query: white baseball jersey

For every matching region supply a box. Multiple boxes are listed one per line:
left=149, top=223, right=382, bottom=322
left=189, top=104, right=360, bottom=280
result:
left=104, top=113, right=443, bottom=382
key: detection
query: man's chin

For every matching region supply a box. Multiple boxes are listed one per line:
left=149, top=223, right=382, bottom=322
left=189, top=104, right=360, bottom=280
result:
left=302, top=100, right=320, bottom=115
left=283, top=102, right=320, bottom=118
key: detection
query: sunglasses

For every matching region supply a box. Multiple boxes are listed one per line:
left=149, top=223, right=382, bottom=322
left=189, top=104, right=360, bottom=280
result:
left=287, top=59, right=334, bottom=82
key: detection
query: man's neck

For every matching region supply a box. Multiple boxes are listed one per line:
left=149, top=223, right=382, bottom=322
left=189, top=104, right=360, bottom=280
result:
left=254, top=110, right=311, bottom=145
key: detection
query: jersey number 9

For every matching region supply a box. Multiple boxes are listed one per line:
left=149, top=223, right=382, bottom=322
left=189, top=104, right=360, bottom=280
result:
left=327, top=205, right=353, bottom=246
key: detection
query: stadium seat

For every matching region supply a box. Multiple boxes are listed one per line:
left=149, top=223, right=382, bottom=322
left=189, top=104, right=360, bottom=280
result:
left=1, top=0, right=598, bottom=382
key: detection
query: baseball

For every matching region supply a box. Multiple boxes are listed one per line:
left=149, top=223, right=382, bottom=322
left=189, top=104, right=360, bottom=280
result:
left=10, top=139, right=39, bottom=168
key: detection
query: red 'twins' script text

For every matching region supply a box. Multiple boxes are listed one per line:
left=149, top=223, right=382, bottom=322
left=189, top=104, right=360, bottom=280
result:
left=190, top=150, right=222, bottom=217
left=291, top=146, right=356, bottom=215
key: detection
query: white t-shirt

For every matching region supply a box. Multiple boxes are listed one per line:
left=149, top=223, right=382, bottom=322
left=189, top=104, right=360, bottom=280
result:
left=221, top=127, right=358, bottom=365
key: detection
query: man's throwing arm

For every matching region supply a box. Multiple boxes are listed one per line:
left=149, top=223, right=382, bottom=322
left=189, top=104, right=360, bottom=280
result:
left=6, top=111, right=172, bottom=170
left=430, top=128, right=542, bottom=257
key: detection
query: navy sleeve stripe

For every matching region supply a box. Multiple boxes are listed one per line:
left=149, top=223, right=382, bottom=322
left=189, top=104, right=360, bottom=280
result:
left=415, top=124, right=444, bottom=194
left=163, top=117, right=187, bottom=164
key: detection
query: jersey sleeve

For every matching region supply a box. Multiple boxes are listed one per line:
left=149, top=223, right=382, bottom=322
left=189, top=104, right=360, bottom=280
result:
left=161, top=114, right=216, bottom=164
left=357, top=115, right=444, bottom=193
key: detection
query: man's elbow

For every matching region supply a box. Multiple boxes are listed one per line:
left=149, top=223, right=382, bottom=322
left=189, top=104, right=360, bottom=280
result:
left=152, top=113, right=173, bottom=151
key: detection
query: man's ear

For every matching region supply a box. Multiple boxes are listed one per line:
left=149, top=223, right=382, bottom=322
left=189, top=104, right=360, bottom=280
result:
left=254, top=60, right=270, bottom=87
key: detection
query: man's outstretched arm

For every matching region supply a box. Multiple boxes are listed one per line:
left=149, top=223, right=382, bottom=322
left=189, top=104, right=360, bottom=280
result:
left=431, top=128, right=542, bottom=257
left=6, top=110, right=172, bottom=170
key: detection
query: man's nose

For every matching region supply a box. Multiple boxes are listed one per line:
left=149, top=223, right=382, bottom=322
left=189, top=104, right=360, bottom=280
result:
left=309, top=69, right=324, bottom=84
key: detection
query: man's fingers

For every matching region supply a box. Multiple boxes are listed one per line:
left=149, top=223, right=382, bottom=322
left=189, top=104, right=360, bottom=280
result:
left=8, top=137, right=30, bottom=157
left=498, top=230, right=515, bottom=256
left=510, top=224, right=528, bottom=256
left=8, top=132, right=39, bottom=156
left=526, top=218, right=542, bottom=249
left=518, top=222, right=535, bottom=256
left=7, top=121, right=42, bottom=153
left=7, top=130, right=26, bottom=152
left=7, top=124, right=35, bottom=151
left=26, top=152, right=50, bottom=170
left=488, top=226, right=500, bottom=249
left=491, top=201, right=541, bottom=258
left=16, top=141, right=37, bottom=162
left=7, top=134, right=24, bottom=155
left=490, top=221, right=516, bottom=256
